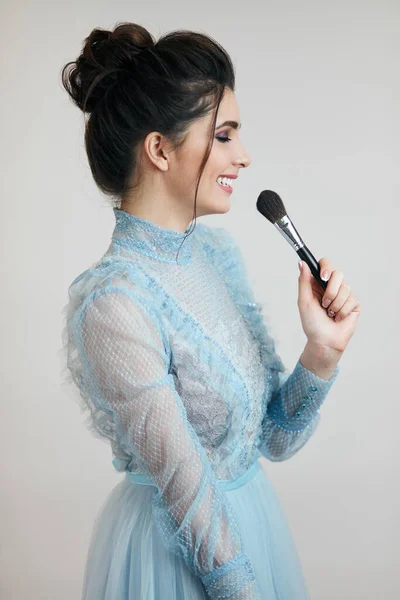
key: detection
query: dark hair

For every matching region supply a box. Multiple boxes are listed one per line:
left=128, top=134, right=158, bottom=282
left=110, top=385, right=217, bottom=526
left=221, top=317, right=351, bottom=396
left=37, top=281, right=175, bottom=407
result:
left=61, top=22, right=236, bottom=253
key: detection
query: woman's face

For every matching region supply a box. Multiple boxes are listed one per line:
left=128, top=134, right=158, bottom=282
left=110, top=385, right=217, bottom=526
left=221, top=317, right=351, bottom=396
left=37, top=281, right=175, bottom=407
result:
left=169, top=88, right=251, bottom=218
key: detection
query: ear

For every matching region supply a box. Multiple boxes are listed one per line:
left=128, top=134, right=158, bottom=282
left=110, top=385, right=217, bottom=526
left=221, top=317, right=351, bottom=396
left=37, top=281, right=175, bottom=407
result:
left=143, top=131, right=170, bottom=172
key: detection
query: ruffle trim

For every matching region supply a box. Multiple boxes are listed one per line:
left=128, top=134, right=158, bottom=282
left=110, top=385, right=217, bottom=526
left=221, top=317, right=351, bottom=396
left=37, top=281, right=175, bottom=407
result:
left=60, top=256, right=257, bottom=479
left=195, top=224, right=285, bottom=374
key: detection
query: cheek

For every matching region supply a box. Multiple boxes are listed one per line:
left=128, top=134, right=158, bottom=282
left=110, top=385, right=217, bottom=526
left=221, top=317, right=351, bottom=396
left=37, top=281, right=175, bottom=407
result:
left=178, top=141, right=223, bottom=190
left=174, top=156, right=198, bottom=188
left=202, top=152, right=224, bottom=182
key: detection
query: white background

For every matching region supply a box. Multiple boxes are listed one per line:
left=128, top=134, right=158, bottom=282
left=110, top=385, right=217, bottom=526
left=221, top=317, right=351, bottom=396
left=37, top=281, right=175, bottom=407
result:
left=1, top=1, right=399, bottom=598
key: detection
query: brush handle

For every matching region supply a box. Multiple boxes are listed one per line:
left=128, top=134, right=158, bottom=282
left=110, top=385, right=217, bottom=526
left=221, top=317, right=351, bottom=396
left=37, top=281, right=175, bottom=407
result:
left=297, top=245, right=328, bottom=291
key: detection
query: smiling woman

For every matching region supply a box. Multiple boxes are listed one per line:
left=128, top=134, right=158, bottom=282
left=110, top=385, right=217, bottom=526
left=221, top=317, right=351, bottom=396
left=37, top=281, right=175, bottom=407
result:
left=61, top=23, right=251, bottom=248
left=61, top=21, right=339, bottom=600
left=216, top=173, right=237, bottom=190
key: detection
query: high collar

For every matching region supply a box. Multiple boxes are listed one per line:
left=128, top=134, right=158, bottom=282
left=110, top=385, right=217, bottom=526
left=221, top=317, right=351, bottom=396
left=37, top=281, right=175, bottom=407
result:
left=111, top=208, right=194, bottom=265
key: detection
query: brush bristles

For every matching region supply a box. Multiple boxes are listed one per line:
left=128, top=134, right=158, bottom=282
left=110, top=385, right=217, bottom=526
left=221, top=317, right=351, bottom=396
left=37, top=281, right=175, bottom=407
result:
left=256, top=190, right=287, bottom=223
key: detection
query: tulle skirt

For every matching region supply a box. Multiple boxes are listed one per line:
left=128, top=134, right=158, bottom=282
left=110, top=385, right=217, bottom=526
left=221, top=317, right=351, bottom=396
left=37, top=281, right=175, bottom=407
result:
left=82, top=459, right=309, bottom=599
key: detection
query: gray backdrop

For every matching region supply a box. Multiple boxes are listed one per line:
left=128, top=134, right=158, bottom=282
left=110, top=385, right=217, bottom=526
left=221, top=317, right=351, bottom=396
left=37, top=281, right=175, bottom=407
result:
left=1, top=1, right=398, bottom=598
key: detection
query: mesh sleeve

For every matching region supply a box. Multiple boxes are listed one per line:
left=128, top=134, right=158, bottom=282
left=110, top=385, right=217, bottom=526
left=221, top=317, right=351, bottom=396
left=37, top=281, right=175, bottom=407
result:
left=259, top=359, right=339, bottom=461
left=203, top=225, right=339, bottom=462
left=76, top=286, right=261, bottom=600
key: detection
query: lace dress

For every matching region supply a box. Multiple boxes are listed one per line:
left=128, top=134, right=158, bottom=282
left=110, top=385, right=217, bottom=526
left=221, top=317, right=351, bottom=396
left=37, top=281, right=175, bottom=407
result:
left=61, top=208, right=339, bottom=599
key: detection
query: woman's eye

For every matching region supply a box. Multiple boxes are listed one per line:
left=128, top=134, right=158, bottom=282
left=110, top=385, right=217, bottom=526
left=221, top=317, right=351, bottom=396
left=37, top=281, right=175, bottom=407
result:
left=216, top=135, right=231, bottom=143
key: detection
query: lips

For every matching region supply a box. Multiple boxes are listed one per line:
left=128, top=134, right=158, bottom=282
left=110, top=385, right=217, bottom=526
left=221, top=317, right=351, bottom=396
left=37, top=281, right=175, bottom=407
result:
left=217, top=180, right=233, bottom=193
left=216, top=174, right=237, bottom=194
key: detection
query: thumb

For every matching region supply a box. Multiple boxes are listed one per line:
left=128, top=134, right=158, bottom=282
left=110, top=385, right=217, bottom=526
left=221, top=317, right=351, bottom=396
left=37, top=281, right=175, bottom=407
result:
left=298, top=260, right=313, bottom=305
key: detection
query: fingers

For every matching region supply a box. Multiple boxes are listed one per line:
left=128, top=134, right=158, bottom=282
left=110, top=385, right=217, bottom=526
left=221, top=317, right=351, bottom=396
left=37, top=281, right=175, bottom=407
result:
left=333, top=295, right=361, bottom=322
left=321, top=270, right=344, bottom=309
left=318, top=259, right=361, bottom=323
left=325, top=282, right=351, bottom=317
left=318, top=257, right=334, bottom=281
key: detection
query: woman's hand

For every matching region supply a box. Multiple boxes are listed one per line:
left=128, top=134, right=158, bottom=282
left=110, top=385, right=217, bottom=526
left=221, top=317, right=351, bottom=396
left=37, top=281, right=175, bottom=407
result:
left=297, top=258, right=361, bottom=355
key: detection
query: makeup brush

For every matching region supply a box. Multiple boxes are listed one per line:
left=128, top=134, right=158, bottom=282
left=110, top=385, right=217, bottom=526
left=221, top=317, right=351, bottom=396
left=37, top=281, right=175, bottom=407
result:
left=256, top=190, right=328, bottom=291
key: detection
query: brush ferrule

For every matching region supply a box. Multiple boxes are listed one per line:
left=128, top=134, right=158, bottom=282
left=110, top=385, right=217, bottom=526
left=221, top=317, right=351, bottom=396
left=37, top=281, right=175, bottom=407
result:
left=274, top=215, right=304, bottom=251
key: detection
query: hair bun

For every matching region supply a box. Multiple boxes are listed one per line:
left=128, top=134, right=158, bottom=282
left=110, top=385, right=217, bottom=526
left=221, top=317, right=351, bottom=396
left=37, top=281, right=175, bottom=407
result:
left=62, top=23, right=155, bottom=113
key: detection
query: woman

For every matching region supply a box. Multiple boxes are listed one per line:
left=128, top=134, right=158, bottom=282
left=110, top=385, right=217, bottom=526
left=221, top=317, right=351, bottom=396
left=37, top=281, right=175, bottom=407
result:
left=61, top=23, right=360, bottom=600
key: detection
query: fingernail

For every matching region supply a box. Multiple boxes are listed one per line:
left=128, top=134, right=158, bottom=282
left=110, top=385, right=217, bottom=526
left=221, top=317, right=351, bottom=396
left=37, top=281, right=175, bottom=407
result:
left=328, top=310, right=336, bottom=317
left=298, top=260, right=303, bottom=272
left=322, top=298, right=330, bottom=308
left=321, top=270, right=330, bottom=281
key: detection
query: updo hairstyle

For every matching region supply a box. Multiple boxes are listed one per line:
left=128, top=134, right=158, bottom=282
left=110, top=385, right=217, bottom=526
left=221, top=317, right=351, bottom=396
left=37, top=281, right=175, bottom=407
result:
left=61, top=22, right=236, bottom=230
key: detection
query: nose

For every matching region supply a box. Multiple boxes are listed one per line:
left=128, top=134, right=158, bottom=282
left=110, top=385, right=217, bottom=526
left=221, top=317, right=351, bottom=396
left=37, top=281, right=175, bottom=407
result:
left=232, top=146, right=251, bottom=169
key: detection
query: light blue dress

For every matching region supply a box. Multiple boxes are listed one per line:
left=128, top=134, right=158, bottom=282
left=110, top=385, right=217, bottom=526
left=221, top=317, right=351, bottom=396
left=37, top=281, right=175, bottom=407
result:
left=61, top=208, right=339, bottom=599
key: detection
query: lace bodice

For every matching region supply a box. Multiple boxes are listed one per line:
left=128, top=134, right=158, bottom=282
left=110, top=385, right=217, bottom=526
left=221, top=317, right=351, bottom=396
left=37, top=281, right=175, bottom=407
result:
left=61, top=208, right=339, bottom=599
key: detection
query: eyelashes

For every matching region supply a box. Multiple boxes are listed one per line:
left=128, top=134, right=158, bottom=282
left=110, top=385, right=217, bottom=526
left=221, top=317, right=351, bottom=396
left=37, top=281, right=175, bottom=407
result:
left=216, top=135, right=232, bottom=143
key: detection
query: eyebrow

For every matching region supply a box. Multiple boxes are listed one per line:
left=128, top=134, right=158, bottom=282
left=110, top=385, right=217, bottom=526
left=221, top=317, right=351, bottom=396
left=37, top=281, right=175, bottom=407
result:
left=215, top=120, right=242, bottom=130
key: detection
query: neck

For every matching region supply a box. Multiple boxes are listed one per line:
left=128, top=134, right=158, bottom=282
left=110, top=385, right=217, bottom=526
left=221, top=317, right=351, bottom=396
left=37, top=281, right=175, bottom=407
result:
left=111, top=206, right=195, bottom=266
left=121, top=182, right=195, bottom=234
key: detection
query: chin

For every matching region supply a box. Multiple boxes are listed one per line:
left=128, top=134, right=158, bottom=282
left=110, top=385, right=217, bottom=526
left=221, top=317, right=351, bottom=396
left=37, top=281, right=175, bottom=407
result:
left=213, top=198, right=231, bottom=214
left=203, top=196, right=231, bottom=216
left=193, top=188, right=232, bottom=216
left=197, top=205, right=230, bottom=218
left=216, top=202, right=231, bottom=214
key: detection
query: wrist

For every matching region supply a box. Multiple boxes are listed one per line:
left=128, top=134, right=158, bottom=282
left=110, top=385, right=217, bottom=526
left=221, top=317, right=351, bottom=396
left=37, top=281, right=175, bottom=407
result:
left=300, top=342, right=342, bottom=381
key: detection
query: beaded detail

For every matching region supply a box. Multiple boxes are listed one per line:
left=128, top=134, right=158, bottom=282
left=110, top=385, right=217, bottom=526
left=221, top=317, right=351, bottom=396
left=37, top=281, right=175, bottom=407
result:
left=61, top=210, right=339, bottom=599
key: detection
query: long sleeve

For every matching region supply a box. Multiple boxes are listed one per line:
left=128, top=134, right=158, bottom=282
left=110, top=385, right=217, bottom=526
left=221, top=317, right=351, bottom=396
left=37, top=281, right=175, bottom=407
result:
left=201, top=225, right=339, bottom=462
left=73, top=285, right=261, bottom=600
left=258, top=359, right=339, bottom=461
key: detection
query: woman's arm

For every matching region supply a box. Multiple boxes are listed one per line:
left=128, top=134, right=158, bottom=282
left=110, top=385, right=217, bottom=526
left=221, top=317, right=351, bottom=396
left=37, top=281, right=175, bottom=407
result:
left=300, top=341, right=341, bottom=381
left=261, top=247, right=361, bottom=461
left=257, top=354, right=339, bottom=462
left=200, top=225, right=340, bottom=461
left=70, top=285, right=261, bottom=600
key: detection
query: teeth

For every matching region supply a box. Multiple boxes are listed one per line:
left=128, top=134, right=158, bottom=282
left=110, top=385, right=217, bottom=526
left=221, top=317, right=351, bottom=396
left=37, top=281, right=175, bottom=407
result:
left=217, top=176, right=233, bottom=186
